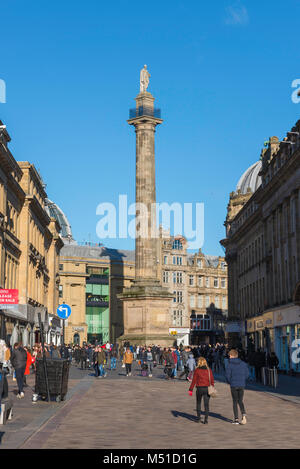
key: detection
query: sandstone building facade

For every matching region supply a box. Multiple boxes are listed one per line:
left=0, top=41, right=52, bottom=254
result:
left=221, top=119, right=300, bottom=373
left=0, top=120, right=63, bottom=346
left=59, top=229, right=227, bottom=346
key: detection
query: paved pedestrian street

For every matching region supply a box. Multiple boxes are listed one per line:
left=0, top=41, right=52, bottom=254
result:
left=1, top=361, right=300, bottom=450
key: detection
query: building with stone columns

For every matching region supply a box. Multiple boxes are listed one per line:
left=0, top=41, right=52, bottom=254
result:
left=221, top=119, right=300, bottom=373
left=0, top=120, right=63, bottom=346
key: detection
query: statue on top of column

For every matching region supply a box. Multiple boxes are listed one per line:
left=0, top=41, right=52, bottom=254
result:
left=140, top=65, right=150, bottom=93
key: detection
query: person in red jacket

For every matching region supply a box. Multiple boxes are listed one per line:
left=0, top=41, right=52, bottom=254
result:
left=24, top=346, right=34, bottom=387
left=189, top=357, right=214, bottom=424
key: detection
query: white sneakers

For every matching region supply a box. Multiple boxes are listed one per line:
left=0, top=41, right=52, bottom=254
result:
left=17, top=392, right=25, bottom=399
left=232, top=415, right=247, bottom=425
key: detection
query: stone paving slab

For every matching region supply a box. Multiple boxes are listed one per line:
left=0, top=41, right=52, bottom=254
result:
left=17, top=363, right=300, bottom=449
left=0, top=365, right=94, bottom=449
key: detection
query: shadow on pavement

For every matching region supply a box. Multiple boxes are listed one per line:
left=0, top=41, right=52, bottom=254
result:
left=0, top=432, right=5, bottom=444
left=171, top=410, right=198, bottom=422
left=208, top=412, right=232, bottom=423
left=172, top=410, right=231, bottom=423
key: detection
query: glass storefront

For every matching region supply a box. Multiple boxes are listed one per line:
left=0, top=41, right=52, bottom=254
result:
left=85, top=267, right=109, bottom=344
left=275, top=324, right=300, bottom=372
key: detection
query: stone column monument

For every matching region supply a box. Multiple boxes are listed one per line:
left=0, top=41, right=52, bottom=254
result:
left=118, top=66, right=174, bottom=346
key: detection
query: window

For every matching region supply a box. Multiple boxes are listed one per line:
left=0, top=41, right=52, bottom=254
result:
left=59, top=285, right=63, bottom=298
left=198, top=276, right=203, bottom=287
left=221, top=278, right=226, bottom=289
left=221, top=262, right=226, bottom=270
left=222, top=296, right=226, bottom=309
left=198, top=294, right=203, bottom=308
left=59, top=264, right=63, bottom=271
left=177, top=257, right=182, bottom=265
left=177, top=291, right=183, bottom=303
left=215, top=296, right=220, bottom=308
left=173, top=291, right=177, bottom=303
left=172, top=239, right=183, bottom=250
left=197, top=259, right=202, bottom=268
left=189, top=275, right=194, bottom=286
left=173, top=257, right=176, bottom=265
left=214, top=278, right=219, bottom=288
left=173, top=310, right=183, bottom=327
left=190, top=295, right=195, bottom=307
left=205, top=295, right=210, bottom=307
left=190, top=314, right=211, bottom=331
left=164, top=256, right=168, bottom=265
left=163, top=271, right=169, bottom=283
left=173, top=272, right=176, bottom=284
left=177, top=272, right=183, bottom=284
left=206, top=277, right=210, bottom=287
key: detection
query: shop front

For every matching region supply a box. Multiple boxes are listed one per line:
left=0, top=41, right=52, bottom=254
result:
left=274, top=304, right=300, bottom=373
left=0, top=304, right=36, bottom=347
left=225, top=321, right=246, bottom=348
left=246, top=311, right=274, bottom=353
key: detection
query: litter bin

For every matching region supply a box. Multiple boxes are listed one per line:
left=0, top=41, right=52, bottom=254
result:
left=35, top=358, right=70, bottom=402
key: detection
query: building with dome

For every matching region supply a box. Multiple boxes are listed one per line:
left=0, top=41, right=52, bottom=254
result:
left=221, top=120, right=300, bottom=374
left=45, top=199, right=76, bottom=245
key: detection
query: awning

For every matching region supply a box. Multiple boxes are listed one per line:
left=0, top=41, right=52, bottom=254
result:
left=0, top=304, right=32, bottom=322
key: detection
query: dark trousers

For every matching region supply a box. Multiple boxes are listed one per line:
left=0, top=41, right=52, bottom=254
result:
left=196, top=386, right=210, bottom=419
left=179, top=365, right=189, bottom=379
left=125, top=363, right=132, bottom=375
left=80, top=358, right=87, bottom=369
left=231, top=387, right=246, bottom=419
left=15, top=367, right=26, bottom=394
left=94, top=363, right=99, bottom=377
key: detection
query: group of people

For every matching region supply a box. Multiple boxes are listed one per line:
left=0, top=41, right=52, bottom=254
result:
left=188, top=348, right=250, bottom=425
left=0, top=340, right=72, bottom=400
left=0, top=337, right=280, bottom=425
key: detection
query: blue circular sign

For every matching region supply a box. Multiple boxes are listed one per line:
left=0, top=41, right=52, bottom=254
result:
left=57, top=304, right=71, bottom=320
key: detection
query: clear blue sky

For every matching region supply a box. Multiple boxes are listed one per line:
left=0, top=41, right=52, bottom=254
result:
left=1, top=0, right=300, bottom=256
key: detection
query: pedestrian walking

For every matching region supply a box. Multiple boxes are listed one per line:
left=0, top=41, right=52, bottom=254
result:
left=110, top=346, right=117, bottom=370
left=10, top=342, right=27, bottom=399
left=188, top=357, right=214, bottom=424
left=23, top=346, right=34, bottom=387
left=186, top=353, right=196, bottom=381
left=225, top=349, right=249, bottom=425
left=179, top=347, right=190, bottom=380
left=123, top=347, right=134, bottom=376
left=97, top=346, right=106, bottom=378
left=146, top=346, right=154, bottom=377
left=80, top=346, right=87, bottom=370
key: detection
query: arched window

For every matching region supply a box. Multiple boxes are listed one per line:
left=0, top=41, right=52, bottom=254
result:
left=73, top=333, right=80, bottom=345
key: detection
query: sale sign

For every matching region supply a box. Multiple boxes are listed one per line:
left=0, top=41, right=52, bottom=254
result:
left=0, top=289, right=19, bottom=304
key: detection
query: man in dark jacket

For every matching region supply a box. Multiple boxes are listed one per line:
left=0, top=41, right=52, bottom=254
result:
left=10, top=342, right=27, bottom=398
left=225, top=349, right=249, bottom=425
left=80, top=346, right=87, bottom=370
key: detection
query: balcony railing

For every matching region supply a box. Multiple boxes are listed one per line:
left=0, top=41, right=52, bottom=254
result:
left=129, top=106, right=161, bottom=119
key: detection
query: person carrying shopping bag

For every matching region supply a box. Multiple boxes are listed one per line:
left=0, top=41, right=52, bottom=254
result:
left=188, top=357, right=215, bottom=424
